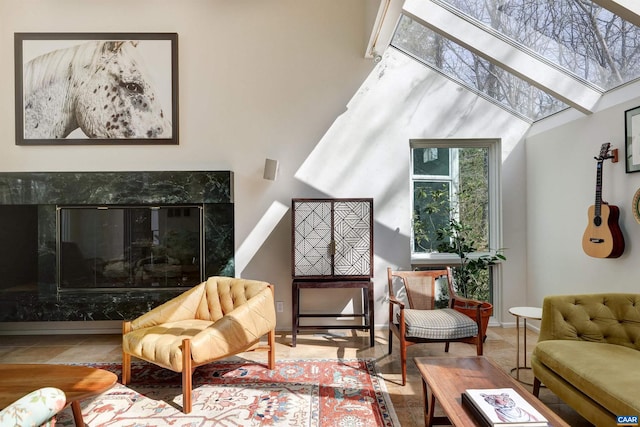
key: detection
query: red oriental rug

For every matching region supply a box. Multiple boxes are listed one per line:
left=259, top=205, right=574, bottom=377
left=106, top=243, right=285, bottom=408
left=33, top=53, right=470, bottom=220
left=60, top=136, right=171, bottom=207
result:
left=54, top=358, right=399, bottom=426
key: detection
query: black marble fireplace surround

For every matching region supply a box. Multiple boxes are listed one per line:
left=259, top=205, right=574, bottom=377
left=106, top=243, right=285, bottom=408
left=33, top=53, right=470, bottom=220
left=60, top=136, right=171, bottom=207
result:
left=0, top=171, right=234, bottom=323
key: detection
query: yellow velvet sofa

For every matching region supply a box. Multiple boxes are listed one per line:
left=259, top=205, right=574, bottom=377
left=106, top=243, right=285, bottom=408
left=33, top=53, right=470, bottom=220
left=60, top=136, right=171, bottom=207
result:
left=531, top=294, right=640, bottom=427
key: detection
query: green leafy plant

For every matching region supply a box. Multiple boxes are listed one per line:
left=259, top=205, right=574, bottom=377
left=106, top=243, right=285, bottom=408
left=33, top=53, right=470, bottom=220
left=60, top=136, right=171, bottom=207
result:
left=435, top=217, right=505, bottom=300
left=412, top=186, right=450, bottom=253
left=413, top=186, right=505, bottom=301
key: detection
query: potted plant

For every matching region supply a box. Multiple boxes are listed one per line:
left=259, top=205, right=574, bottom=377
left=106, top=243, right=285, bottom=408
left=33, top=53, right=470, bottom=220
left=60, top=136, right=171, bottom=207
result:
left=413, top=182, right=506, bottom=339
left=436, top=217, right=505, bottom=341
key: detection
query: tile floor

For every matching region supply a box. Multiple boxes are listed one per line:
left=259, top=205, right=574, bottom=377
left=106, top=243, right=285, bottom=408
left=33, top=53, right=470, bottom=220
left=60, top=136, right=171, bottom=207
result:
left=0, top=326, right=592, bottom=426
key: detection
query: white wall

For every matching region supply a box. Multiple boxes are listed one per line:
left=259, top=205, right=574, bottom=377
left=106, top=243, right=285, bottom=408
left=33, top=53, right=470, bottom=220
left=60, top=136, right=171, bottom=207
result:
left=290, top=49, right=532, bottom=326
left=526, top=84, right=640, bottom=305
left=1, top=0, right=538, bottom=332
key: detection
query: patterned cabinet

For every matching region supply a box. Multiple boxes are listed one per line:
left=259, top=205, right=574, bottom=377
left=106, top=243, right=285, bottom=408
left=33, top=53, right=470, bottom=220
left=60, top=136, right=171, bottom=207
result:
left=291, top=198, right=375, bottom=347
left=291, top=198, right=373, bottom=280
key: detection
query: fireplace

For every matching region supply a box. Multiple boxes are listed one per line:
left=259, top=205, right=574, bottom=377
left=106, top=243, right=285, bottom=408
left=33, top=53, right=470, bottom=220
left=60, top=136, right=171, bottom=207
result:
left=58, top=205, right=204, bottom=290
left=0, top=171, right=233, bottom=322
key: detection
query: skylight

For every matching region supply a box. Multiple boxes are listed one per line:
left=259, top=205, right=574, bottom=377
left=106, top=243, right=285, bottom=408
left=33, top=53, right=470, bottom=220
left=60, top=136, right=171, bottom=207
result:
left=389, top=0, right=640, bottom=122
left=438, top=0, right=640, bottom=90
left=391, top=15, right=568, bottom=121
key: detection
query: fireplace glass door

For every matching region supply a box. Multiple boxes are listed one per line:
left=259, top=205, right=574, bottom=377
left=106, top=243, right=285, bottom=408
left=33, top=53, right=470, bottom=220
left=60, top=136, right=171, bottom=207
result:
left=58, top=205, right=204, bottom=290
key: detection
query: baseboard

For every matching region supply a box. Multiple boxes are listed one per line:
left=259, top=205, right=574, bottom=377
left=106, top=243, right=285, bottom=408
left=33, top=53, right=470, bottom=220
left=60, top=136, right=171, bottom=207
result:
left=0, top=320, right=122, bottom=335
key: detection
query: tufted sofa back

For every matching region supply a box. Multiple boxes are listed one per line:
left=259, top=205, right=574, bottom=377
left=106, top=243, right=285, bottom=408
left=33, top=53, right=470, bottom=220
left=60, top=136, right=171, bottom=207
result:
left=538, top=293, right=640, bottom=350
left=197, top=276, right=270, bottom=321
left=130, top=276, right=273, bottom=329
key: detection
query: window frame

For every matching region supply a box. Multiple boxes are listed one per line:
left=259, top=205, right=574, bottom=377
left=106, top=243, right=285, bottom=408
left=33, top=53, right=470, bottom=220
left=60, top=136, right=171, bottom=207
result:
left=410, top=138, right=503, bottom=266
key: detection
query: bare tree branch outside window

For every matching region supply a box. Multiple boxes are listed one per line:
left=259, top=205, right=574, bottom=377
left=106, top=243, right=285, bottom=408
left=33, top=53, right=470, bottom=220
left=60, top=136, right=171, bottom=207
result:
left=391, top=0, right=640, bottom=121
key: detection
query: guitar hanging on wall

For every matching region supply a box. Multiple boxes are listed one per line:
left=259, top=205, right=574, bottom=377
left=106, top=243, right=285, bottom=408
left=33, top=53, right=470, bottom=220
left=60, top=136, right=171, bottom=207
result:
left=582, top=142, right=625, bottom=258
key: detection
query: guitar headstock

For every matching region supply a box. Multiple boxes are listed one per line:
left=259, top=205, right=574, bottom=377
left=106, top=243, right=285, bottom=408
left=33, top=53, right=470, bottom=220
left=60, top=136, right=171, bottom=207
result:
left=595, top=142, right=612, bottom=161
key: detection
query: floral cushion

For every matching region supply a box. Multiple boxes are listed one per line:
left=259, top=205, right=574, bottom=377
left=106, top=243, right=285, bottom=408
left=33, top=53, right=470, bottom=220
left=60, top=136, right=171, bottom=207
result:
left=0, top=387, right=66, bottom=427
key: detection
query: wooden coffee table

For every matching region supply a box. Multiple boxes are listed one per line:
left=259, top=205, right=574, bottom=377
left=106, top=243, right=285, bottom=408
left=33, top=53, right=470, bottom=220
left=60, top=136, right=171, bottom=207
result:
left=0, top=364, right=117, bottom=426
left=414, top=356, right=569, bottom=426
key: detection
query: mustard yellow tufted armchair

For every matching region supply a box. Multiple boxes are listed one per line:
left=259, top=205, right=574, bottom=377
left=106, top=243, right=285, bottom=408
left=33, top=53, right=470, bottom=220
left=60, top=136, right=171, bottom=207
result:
left=122, top=276, right=277, bottom=413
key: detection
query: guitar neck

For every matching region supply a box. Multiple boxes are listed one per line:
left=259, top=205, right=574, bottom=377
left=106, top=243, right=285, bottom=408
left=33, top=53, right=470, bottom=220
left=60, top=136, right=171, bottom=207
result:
left=594, top=160, right=603, bottom=215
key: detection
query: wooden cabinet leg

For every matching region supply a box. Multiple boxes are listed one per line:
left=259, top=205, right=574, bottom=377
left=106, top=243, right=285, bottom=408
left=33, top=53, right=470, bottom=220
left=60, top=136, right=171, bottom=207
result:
left=367, top=282, right=375, bottom=347
left=291, top=281, right=299, bottom=347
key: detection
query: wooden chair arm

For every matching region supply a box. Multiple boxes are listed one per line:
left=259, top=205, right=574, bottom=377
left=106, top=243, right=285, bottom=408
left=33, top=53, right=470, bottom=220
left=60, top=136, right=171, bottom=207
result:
left=388, top=296, right=405, bottom=310
left=451, top=297, right=492, bottom=328
left=451, top=296, right=488, bottom=309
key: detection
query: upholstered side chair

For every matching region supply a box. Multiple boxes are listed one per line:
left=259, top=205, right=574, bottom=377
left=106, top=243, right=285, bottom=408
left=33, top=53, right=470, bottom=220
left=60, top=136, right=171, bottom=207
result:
left=122, top=276, right=277, bottom=413
left=0, top=387, right=66, bottom=427
left=387, top=267, right=484, bottom=385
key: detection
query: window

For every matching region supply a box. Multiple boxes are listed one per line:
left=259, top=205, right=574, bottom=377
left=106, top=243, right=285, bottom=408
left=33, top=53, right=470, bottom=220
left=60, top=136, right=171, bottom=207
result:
left=390, top=1, right=640, bottom=122
left=411, top=139, right=502, bottom=302
left=391, top=15, right=568, bottom=121
left=436, top=0, right=640, bottom=90
left=412, top=146, right=455, bottom=254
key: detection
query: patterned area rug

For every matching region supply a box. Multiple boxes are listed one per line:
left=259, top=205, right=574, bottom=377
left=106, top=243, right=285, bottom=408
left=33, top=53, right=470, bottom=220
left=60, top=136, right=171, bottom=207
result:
left=54, top=359, right=399, bottom=426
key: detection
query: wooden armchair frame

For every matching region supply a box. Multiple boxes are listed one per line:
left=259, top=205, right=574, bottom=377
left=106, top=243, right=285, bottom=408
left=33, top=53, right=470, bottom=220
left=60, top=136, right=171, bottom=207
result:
left=122, top=278, right=276, bottom=413
left=387, top=267, right=484, bottom=385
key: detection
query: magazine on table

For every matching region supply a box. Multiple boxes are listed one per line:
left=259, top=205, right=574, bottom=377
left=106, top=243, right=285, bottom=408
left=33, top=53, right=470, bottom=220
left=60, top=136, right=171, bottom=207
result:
left=461, top=388, right=548, bottom=427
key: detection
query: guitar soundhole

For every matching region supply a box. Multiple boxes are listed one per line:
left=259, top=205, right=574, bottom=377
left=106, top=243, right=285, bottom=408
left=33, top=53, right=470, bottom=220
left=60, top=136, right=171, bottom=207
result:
left=594, top=216, right=602, bottom=227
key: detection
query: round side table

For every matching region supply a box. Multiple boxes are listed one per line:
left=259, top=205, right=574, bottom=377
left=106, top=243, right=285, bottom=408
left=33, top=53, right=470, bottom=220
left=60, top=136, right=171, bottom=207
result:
left=508, top=306, right=542, bottom=385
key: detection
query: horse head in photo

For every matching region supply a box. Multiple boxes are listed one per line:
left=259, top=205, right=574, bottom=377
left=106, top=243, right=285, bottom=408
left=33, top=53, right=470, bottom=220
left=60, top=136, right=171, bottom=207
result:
left=22, top=40, right=172, bottom=140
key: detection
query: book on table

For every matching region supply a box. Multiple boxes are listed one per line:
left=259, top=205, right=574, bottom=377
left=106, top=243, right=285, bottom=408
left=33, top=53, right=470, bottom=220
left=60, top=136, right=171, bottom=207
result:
left=461, top=388, right=549, bottom=427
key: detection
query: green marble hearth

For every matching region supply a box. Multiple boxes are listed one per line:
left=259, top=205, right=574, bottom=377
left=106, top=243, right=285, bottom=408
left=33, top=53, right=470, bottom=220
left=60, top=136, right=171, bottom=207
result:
left=0, top=171, right=234, bottom=322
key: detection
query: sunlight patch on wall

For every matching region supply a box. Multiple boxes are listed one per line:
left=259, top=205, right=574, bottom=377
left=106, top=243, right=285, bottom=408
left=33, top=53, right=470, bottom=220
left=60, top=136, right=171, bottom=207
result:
left=235, top=200, right=289, bottom=276
left=294, top=48, right=529, bottom=199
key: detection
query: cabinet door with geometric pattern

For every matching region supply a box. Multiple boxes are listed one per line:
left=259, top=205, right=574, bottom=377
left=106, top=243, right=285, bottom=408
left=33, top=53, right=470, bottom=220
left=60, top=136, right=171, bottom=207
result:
left=292, top=198, right=373, bottom=279
left=333, top=200, right=372, bottom=277
left=292, top=200, right=333, bottom=277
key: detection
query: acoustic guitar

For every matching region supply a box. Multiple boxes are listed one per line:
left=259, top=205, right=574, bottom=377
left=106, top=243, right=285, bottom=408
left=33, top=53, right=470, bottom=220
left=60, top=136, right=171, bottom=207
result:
left=582, top=142, right=625, bottom=258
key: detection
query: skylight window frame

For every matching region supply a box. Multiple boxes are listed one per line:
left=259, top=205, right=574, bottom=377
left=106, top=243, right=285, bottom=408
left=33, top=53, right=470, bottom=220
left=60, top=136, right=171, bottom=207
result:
left=592, top=0, right=640, bottom=27
left=400, top=0, right=603, bottom=115
left=429, top=0, right=606, bottom=93
left=390, top=13, right=572, bottom=121
left=389, top=45, right=535, bottom=123
left=432, top=0, right=640, bottom=92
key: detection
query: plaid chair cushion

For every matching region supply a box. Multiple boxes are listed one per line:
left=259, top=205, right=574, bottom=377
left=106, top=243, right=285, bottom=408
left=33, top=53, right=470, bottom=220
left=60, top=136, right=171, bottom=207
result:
left=401, top=308, right=478, bottom=340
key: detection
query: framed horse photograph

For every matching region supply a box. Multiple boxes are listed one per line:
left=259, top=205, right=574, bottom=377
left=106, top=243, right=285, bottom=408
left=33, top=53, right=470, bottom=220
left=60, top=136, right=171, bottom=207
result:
left=14, top=32, right=178, bottom=145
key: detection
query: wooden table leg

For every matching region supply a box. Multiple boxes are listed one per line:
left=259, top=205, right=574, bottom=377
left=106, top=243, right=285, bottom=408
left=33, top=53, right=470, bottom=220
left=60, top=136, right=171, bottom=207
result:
left=423, top=375, right=452, bottom=426
left=429, top=392, right=438, bottom=426
left=423, top=377, right=435, bottom=427
left=71, top=400, right=84, bottom=426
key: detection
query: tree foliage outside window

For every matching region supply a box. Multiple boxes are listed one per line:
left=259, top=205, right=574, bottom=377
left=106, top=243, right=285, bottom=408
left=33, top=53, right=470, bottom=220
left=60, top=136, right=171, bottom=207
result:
left=441, top=0, right=640, bottom=89
left=413, top=146, right=489, bottom=254
left=412, top=145, right=502, bottom=302
left=392, top=16, right=567, bottom=120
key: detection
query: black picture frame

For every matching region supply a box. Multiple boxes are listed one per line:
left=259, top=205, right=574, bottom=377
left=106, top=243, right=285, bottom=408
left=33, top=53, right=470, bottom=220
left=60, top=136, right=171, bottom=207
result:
left=15, top=32, right=178, bottom=145
left=625, top=105, right=640, bottom=173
